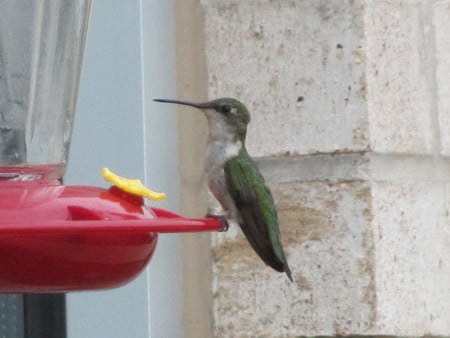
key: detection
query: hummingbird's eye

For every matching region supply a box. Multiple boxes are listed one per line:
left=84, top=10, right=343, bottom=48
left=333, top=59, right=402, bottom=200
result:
left=222, top=105, right=232, bottom=114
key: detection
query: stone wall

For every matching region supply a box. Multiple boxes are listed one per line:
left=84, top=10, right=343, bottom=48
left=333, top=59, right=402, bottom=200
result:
left=178, top=0, right=450, bottom=337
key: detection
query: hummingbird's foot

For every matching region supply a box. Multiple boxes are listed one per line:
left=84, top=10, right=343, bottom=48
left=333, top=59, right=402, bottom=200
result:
left=206, top=214, right=229, bottom=232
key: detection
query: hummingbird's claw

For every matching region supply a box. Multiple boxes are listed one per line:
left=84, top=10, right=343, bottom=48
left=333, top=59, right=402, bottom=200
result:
left=206, top=214, right=229, bottom=232
left=219, top=219, right=229, bottom=232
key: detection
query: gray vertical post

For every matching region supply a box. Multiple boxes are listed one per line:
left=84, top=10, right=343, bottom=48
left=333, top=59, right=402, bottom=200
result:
left=0, top=295, right=23, bottom=338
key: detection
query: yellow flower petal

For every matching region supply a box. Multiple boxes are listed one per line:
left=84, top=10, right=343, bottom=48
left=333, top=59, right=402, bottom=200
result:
left=101, top=167, right=166, bottom=201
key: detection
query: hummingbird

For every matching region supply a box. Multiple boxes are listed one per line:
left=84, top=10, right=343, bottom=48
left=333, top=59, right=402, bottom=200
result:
left=154, top=97, right=292, bottom=281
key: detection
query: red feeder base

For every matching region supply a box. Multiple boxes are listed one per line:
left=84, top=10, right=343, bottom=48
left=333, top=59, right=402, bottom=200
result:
left=0, top=181, right=220, bottom=293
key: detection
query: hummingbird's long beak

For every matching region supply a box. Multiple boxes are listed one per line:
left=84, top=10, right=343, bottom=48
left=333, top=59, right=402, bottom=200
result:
left=153, top=99, right=213, bottom=109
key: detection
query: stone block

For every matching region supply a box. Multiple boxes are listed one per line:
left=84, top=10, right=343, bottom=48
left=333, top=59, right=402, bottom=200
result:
left=365, top=1, right=436, bottom=155
left=212, top=180, right=375, bottom=337
left=202, top=1, right=450, bottom=158
left=435, top=1, right=450, bottom=156
left=211, top=174, right=450, bottom=337
left=371, top=181, right=450, bottom=335
left=202, top=0, right=368, bottom=157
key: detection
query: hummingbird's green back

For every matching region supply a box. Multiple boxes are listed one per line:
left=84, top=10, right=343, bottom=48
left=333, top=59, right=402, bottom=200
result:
left=224, top=147, right=292, bottom=280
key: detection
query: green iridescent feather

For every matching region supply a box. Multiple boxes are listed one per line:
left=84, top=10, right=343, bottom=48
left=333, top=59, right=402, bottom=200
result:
left=224, top=147, right=292, bottom=281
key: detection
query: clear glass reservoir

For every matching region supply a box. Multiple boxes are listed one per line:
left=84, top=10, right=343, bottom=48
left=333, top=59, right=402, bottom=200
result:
left=0, top=0, right=92, bottom=180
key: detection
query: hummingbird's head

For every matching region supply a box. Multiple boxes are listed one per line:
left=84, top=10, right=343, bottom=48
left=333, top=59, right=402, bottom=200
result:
left=154, top=97, right=251, bottom=143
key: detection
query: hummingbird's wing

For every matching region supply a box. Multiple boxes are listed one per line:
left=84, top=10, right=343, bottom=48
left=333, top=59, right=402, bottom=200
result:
left=224, top=149, right=292, bottom=281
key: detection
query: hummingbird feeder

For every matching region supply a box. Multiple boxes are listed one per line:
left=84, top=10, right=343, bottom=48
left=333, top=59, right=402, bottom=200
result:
left=0, top=0, right=220, bottom=293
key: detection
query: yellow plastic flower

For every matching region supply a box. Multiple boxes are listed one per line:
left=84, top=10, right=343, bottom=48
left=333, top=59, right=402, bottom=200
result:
left=101, top=167, right=166, bottom=201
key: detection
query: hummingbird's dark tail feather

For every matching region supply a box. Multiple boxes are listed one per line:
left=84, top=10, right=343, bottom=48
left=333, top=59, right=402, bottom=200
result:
left=239, top=222, right=293, bottom=282
left=284, top=261, right=293, bottom=282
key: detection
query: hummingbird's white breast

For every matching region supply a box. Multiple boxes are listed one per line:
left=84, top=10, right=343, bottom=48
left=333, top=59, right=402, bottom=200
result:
left=205, top=138, right=242, bottom=220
